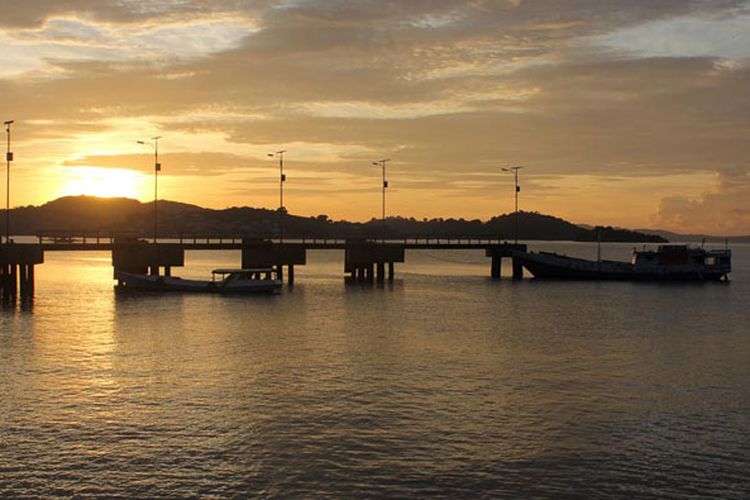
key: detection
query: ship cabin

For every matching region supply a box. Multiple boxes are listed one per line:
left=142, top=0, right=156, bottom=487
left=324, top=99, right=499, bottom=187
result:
left=632, top=245, right=732, bottom=275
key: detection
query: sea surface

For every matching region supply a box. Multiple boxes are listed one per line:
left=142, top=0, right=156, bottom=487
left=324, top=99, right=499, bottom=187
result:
left=1, top=242, right=749, bottom=498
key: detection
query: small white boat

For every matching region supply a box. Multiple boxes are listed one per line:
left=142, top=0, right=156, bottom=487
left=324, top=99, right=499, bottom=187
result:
left=115, top=268, right=282, bottom=294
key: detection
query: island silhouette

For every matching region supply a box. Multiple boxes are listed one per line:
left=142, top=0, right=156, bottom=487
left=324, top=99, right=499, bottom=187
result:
left=3, top=195, right=671, bottom=242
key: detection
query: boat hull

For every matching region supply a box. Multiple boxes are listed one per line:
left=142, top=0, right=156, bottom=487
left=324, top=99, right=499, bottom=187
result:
left=115, top=272, right=282, bottom=294
left=519, top=252, right=729, bottom=281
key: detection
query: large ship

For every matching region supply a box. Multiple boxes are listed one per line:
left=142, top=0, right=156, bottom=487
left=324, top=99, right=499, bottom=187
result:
left=518, top=245, right=731, bottom=281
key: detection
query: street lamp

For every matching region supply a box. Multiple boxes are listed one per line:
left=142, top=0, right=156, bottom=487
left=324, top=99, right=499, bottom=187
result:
left=267, top=150, right=287, bottom=212
left=4, top=120, right=14, bottom=245
left=501, top=166, right=523, bottom=244
left=268, top=150, right=287, bottom=243
left=372, top=158, right=390, bottom=220
left=138, top=136, right=162, bottom=243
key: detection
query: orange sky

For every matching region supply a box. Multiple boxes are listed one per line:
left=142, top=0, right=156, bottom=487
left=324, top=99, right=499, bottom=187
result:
left=2, top=1, right=749, bottom=234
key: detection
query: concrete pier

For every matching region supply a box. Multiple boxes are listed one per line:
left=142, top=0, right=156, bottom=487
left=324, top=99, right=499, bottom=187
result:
left=345, top=241, right=405, bottom=284
left=1, top=244, right=44, bottom=301
left=19, top=235, right=534, bottom=293
left=485, top=244, right=528, bottom=280
left=112, top=241, right=185, bottom=284
left=242, top=240, right=306, bottom=285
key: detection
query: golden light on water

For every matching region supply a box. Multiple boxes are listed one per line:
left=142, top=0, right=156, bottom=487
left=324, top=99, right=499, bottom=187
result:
left=58, top=167, right=148, bottom=200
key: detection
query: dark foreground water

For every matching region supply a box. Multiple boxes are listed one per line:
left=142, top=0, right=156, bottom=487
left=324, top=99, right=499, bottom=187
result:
left=1, top=242, right=749, bottom=498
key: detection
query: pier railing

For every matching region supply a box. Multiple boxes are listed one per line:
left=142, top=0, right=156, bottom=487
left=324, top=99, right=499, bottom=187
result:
left=36, top=231, right=520, bottom=250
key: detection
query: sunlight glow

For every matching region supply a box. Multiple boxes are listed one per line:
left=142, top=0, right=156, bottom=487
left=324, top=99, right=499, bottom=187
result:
left=59, top=166, right=148, bottom=199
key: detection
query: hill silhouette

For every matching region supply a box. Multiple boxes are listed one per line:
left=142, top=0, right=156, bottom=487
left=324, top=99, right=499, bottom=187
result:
left=5, top=196, right=666, bottom=242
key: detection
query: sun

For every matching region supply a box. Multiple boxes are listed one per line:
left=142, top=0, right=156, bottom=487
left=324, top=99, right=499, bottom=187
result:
left=59, top=166, right=147, bottom=199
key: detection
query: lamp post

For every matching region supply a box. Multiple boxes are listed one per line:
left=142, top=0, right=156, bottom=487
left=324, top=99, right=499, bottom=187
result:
left=372, top=158, right=390, bottom=220
left=138, top=136, right=162, bottom=243
left=268, top=150, right=287, bottom=242
left=501, top=166, right=523, bottom=244
left=4, top=120, right=13, bottom=245
left=268, top=150, right=287, bottom=212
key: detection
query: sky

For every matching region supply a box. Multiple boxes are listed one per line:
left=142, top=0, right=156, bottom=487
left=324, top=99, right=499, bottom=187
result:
left=1, top=0, right=749, bottom=234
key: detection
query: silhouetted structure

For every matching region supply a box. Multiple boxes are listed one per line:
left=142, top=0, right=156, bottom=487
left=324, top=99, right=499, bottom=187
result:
left=0, top=244, right=43, bottom=301
left=35, top=236, right=529, bottom=293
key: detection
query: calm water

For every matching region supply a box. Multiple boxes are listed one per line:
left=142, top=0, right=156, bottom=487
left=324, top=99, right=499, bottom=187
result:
left=1, top=242, right=749, bottom=498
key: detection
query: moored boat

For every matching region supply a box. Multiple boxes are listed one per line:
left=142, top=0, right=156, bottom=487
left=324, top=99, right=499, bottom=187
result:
left=519, top=245, right=731, bottom=281
left=115, top=268, right=282, bottom=293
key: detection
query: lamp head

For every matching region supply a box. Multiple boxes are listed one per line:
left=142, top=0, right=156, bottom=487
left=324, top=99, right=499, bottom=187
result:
left=4, top=120, right=14, bottom=126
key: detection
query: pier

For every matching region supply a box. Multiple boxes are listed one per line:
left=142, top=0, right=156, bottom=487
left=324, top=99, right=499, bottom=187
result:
left=2, top=233, right=528, bottom=299
left=1, top=244, right=44, bottom=301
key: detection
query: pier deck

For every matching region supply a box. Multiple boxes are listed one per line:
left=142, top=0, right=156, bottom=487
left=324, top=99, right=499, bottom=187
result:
left=1, top=233, right=528, bottom=300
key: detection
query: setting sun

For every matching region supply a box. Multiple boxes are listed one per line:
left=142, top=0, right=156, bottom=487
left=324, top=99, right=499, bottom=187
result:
left=58, top=166, right=147, bottom=199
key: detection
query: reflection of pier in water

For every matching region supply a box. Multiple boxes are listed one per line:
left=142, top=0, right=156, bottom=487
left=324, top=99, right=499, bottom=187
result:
left=1, top=233, right=527, bottom=300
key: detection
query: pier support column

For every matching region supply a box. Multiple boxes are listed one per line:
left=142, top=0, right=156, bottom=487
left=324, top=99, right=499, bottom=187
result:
left=512, top=257, right=524, bottom=280
left=149, top=265, right=159, bottom=276
left=276, top=264, right=284, bottom=282
left=358, top=266, right=366, bottom=282
left=367, top=263, right=375, bottom=283
left=377, top=262, right=385, bottom=283
left=0, top=264, right=7, bottom=298
left=388, top=262, right=394, bottom=281
left=10, top=265, right=18, bottom=296
left=164, top=266, right=171, bottom=277
left=19, top=265, right=28, bottom=298
left=2, top=246, right=43, bottom=300
left=288, top=265, right=295, bottom=285
left=491, top=257, right=501, bottom=279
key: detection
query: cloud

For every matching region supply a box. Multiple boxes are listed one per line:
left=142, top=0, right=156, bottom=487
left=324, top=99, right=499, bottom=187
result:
left=62, top=151, right=258, bottom=176
left=654, top=168, right=750, bottom=235
left=590, top=10, right=750, bottom=59
left=0, top=16, right=256, bottom=77
left=2, top=0, right=750, bottom=226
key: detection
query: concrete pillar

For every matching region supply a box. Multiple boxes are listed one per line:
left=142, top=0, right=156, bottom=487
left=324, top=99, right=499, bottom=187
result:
left=276, top=264, right=284, bottom=282
left=164, top=266, right=171, bottom=277
left=491, top=257, right=501, bottom=279
left=10, top=264, right=18, bottom=296
left=19, top=265, right=28, bottom=298
left=0, top=264, right=6, bottom=298
left=388, top=261, right=395, bottom=281
left=377, top=262, right=385, bottom=283
left=288, top=265, right=295, bottom=285
left=358, top=266, right=366, bottom=282
left=512, top=257, right=523, bottom=280
left=364, top=265, right=371, bottom=282
left=28, top=265, right=34, bottom=296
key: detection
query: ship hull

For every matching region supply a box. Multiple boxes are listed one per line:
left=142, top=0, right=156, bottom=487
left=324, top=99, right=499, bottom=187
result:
left=519, top=252, right=729, bottom=281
